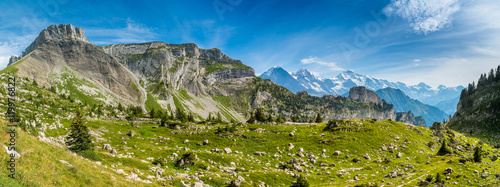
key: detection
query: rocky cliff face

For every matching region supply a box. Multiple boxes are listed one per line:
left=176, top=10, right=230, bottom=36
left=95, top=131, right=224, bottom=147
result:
left=396, top=111, right=426, bottom=126
left=102, top=42, right=255, bottom=99
left=6, top=24, right=142, bottom=104
left=348, top=86, right=384, bottom=106
left=448, top=66, right=500, bottom=143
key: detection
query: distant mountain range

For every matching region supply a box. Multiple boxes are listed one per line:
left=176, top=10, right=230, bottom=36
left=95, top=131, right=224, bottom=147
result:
left=376, top=87, right=450, bottom=126
left=260, top=67, right=464, bottom=115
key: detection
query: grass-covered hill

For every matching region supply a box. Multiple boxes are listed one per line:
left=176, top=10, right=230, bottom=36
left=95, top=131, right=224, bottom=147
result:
left=2, top=111, right=499, bottom=186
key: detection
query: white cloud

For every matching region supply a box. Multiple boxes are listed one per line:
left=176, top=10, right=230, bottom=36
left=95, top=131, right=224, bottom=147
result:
left=0, top=34, right=36, bottom=69
left=300, top=57, right=344, bottom=71
left=413, top=59, right=421, bottom=62
left=384, top=0, right=462, bottom=34
left=86, top=18, right=157, bottom=44
left=375, top=57, right=499, bottom=87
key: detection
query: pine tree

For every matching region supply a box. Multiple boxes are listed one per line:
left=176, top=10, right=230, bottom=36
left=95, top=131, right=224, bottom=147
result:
left=217, top=112, right=223, bottom=123
left=315, top=113, right=322, bottom=123
left=246, top=111, right=255, bottom=124
left=255, top=108, right=266, bottom=122
left=291, top=175, right=310, bottom=187
left=275, top=114, right=284, bottom=124
left=267, top=113, right=274, bottom=122
left=150, top=108, right=156, bottom=118
left=207, top=113, right=212, bottom=122
left=474, top=145, right=482, bottom=163
left=117, top=103, right=123, bottom=112
left=437, top=139, right=452, bottom=156
left=488, top=69, right=495, bottom=84
left=65, top=111, right=93, bottom=152
left=292, top=115, right=297, bottom=122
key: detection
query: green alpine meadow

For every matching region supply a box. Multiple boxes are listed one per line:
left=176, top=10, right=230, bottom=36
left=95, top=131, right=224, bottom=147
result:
left=1, top=1, right=500, bottom=186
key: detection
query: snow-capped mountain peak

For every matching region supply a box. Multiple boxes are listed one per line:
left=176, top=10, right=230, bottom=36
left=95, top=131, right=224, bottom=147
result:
left=258, top=67, right=464, bottom=110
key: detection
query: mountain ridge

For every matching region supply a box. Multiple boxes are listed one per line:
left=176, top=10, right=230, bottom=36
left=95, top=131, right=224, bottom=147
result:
left=260, top=66, right=463, bottom=114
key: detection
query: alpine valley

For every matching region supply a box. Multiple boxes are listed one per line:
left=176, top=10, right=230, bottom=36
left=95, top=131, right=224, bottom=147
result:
left=0, top=24, right=499, bottom=187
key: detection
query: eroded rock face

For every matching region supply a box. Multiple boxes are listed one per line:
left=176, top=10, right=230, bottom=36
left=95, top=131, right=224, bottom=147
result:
left=348, top=86, right=384, bottom=105
left=23, top=24, right=89, bottom=57
left=396, top=111, right=426, bottom=126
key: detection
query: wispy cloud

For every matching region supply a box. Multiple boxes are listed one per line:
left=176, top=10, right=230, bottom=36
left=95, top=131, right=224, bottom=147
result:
left=0, top=34, right=37, bottom=69
left=171, top=18, right=236, bottom=49
left=300, top=57, right=344, bottom=71
left=384, top=0, right=462, bottom=34
left=86, top=18, right=158, bottom=45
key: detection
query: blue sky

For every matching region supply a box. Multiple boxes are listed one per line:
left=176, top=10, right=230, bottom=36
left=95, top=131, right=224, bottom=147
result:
left=1, top=0, right=499, bottom=87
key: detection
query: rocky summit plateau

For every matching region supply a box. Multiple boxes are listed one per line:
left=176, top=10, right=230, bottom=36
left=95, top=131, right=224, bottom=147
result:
left=0, top=24, right=499, bottom=187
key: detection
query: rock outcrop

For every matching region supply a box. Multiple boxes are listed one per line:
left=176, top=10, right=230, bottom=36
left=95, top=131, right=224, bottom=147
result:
left=396, top=111, right=426, bottom=126
left=348, top=86, right=384, bottom=106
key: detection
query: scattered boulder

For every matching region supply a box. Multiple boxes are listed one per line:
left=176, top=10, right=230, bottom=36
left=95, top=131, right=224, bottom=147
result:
left=444, top=167, right=454, bottom=175
left=254, top=152, right=266, bottom=156
left=289, top=143, right=294, bottom=150
left=228, top=176, right=245, bottom=187
left=491, top=155, right=498, bottom=162
left=184, top=139, right=189, bottom=143
left=177, top=153, right=198, bottom=167
left=172, top=153, right=178, bottom=157
left=396, top=152, right=403, bottom=158
left=224, top=148, right=232, bottom=154
left=254, top=128, right=265, bottom=133
left=333, top=151, right=342, bottom=156
left=289, top=132, right=294, bottom=137
left=110, top=149, right=117, bottom=154
left=203, top=140, right=209, bottom=145
left=121, top=141, right=127, bottom=145
left=364, top=153, right=371, bottom=160
left=127, top=130, right=135, bottom=137
left=481, top=172, right=489, bottom=179
left=103, top=144, right=112, bottom=150
left=418, top=180, right=430, bottom=186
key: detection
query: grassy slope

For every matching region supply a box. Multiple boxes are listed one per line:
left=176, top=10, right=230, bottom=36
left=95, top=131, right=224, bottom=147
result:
left=0, top=120, right=153, bottom=187
left=36, top=118, right=498, bottom=186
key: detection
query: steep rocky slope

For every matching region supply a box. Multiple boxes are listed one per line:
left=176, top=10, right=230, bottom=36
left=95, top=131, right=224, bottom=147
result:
left=448, top=65, right=500, bottom=144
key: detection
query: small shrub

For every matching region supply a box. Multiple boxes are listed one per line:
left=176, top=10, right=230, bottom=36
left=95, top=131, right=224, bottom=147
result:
left=435, top=172, right=444, bottom=185
left=425, top=174, right=433, bottom=182
left=152, top=157, right=167, bottom=166
left=291, top=175, right=309, bottom=187
left=354, top=183, right=378, bottom=187
left=78, top=150, right=101, bottom=161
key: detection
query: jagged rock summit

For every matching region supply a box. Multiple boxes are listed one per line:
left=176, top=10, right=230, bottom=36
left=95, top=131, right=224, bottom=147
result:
left=9, top=24, right=89, bottom=66
left=348, top=86, right=384, bottom=106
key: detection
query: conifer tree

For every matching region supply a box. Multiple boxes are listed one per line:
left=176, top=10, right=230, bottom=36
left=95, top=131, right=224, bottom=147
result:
left=474, top=145, right=482, bottom=163
left=65, top=111, right=93, bottom=152
left=207, top=113, right=213, bottom=122
left=315, top=113, right=323, bottom=123
left=437, top=139, right=452, bottom=156
left=217, top=112, right=223, bottom=123
left=275, top=114, right=284, bottom=124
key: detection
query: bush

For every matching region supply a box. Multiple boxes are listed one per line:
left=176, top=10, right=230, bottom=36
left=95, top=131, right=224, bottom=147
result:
left=354, top=183, right=378, bottom=187
left=425, top=174, right=433, bottom=182
left=291, top=175, right=309, bottom=187
left=78, top=150, right=101, bottom=161
left=435, top=172, right=444, bottom=185
left=152, top=157, right=167, bottom=166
